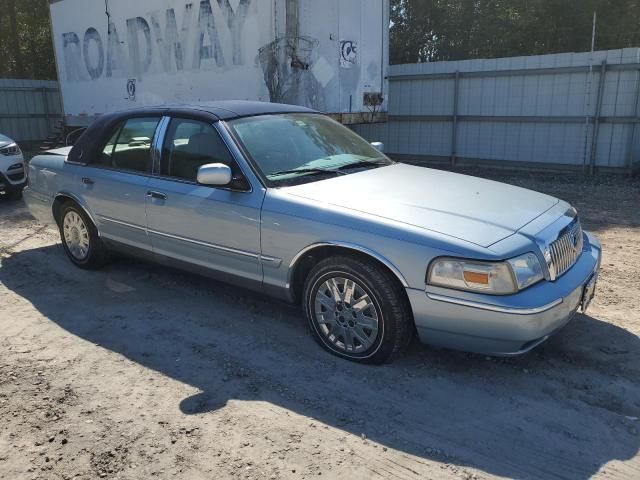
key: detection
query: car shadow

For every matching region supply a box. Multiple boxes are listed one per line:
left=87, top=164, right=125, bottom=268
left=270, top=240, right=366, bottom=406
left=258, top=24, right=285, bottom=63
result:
left=1, top=244, right=639, bottom=479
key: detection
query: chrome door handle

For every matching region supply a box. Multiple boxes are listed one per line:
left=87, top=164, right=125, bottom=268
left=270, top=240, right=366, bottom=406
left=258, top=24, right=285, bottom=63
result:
left=146, top=191, right=167, bottom=200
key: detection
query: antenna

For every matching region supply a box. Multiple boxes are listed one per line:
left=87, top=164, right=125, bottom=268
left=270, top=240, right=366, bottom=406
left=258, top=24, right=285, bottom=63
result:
left=583, top=11, right=598, bottom=171
left=591, top=11, right=597, bottom=53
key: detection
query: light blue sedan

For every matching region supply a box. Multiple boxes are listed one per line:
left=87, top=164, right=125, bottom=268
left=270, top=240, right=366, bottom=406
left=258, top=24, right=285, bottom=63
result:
left=23, top=101, right=601, bottom=363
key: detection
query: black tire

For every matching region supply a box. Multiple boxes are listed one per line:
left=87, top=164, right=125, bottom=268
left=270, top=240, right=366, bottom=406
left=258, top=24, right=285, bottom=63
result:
left=6, top=187, right=23, bottom=200
left=303, top=255, right=413, bottom=364
left=58, top=202, right=109, bottom=269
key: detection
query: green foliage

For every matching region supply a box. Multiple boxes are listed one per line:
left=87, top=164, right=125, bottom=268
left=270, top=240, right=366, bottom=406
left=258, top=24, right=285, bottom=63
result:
left=0, top=0, right=56, bottom=80
left=391, top=0, right=640, bottom=64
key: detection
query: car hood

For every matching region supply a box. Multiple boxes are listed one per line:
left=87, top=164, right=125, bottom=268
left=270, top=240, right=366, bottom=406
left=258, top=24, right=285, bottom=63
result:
left=280, top=163, right=559, bottom=248
left=0, top=133, right=14, bottom=148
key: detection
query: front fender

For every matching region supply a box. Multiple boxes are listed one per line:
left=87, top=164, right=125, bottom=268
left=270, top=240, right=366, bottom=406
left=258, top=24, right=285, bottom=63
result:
left=260, top=192, right=494, bottom=299
left=287, top=241, right=410, bottom=290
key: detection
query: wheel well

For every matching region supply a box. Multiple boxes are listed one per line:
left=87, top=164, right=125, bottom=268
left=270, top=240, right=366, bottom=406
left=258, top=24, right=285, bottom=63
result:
left=52, top=195, right=78, bottom=226
left=290, top=245, right=410, bottom=305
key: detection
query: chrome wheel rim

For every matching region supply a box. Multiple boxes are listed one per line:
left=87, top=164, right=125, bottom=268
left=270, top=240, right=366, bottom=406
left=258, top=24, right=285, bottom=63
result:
left=313, top=276, right=379, bottom=354
left=63, top=210, right=90, bottom=260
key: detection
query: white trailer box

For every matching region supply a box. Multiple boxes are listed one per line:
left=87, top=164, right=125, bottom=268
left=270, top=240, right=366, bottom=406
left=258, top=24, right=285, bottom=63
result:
left=49, top=0, right=389, bottom=127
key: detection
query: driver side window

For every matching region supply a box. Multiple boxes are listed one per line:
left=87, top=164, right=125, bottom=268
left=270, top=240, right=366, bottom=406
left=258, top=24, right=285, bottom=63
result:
left=161, top=119, right=234, bottom=182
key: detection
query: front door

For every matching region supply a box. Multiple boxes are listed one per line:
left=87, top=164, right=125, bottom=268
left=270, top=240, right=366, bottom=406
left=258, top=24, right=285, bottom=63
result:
left=80, top=116, right=162, bottom=251
left=145, top=117, right=264, bottom=283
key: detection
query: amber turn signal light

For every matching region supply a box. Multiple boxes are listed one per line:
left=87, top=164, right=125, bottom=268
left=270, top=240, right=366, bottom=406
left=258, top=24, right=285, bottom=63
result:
left=463, top=271, right=490, bottom=285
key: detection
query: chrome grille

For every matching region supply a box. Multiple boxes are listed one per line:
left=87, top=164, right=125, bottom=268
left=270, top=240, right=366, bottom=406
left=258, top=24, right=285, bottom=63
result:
left=548, top=219, right=583, bottom=279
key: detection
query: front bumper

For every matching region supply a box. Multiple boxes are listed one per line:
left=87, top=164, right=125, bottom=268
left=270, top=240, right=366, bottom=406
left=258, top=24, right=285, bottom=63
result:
left=0, top=154, right=27, bottom=193
left=408, top=232, right=602, bottom=356
left=0, top=171, right=27, bottom=193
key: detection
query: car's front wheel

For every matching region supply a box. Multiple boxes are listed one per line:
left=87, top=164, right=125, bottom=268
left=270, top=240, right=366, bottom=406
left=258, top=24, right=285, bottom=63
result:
left=6, top=187, right=23, bottom=200
left=58, top=203, right=108, bottom=269
left=303, top=255, right=413, bottom=364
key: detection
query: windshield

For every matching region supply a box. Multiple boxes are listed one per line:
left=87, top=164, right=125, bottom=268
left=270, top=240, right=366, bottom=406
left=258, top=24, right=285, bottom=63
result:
left=228, top=113, right=392, bottom=186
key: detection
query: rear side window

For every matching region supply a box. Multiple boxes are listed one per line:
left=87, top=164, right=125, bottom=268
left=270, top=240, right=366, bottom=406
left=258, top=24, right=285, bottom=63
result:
left=98, top=127, right=121, bottom=166
left=98, top=117, right=161, bottom=173
left=161, top=118, right=234, bottom=182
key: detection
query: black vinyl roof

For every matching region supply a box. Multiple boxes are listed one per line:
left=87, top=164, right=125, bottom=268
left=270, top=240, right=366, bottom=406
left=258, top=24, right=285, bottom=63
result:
left=116, top=100, right=318, bottom=121
left=67, top=101, right=319, bottom=165
left=180, top=100, right=318, bottom=120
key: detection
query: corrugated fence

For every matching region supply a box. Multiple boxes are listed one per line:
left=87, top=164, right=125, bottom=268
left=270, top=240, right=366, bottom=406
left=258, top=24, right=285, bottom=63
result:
left=354, top=48, right=640, bottom=172
left=0, top=79, right=63, bottom=144
left=2, top=48, right=640, bottom=171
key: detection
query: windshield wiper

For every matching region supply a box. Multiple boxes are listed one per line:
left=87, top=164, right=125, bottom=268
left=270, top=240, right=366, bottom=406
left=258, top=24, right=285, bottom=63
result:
left=337, top=159, right=392, bottom=171
left=269, top=159, right=391, bottom=178
left=269, top=168, right=347, bottom=178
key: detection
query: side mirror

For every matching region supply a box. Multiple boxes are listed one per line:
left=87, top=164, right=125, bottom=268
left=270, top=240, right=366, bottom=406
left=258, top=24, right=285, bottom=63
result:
left=371, top=142, right=385, bottom=153
left=197, top=163, right=232, bottom=186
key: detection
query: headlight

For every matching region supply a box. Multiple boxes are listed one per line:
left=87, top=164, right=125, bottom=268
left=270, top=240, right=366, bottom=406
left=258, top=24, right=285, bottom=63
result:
left=0, top=143, right=21, bottom=156
left=507, top=252, right=544, bottom=290
left=427, top=253, right=544, bottom=295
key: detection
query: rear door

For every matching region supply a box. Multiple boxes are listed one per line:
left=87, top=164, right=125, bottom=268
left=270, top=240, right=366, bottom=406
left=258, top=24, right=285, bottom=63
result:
left=145, top=117, right=264, bottom=283
left=80, top=116, right=162, bottom=251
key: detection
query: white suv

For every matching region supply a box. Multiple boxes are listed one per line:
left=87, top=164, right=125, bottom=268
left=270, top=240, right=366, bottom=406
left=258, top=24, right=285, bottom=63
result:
left=0, top=133, right=27, bottom=200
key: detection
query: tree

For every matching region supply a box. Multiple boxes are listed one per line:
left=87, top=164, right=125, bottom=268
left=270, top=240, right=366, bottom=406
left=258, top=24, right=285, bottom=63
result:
left=7, top=0, right=24, bottom=77
left=0, top=0, right=56, bottom=79
left=390, top=0, right=640, bottom=64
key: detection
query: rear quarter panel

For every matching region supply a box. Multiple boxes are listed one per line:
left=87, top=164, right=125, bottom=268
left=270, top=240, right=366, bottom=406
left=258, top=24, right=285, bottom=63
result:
left=25, top=155, right=85, bottom=224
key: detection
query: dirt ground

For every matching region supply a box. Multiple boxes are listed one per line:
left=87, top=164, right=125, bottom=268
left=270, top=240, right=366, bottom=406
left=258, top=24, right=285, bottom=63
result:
left=1, top=168, right=639, bottom=480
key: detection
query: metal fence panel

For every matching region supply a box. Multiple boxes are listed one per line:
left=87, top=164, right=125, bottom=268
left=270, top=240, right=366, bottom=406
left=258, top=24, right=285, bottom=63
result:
left=355, top=48, right=640, bottom=171
left=0, top=79, right=63, bottom=143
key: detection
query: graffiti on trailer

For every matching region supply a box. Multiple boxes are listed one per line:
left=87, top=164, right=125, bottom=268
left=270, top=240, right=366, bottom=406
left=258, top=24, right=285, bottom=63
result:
left=61, top=0, right=252, bottom=82
left=126, top=79, right=136, bottom=100
left=340, top=40, right=357, bottom=68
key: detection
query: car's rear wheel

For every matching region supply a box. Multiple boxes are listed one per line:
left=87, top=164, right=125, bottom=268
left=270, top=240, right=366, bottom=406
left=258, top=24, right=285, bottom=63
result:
left=303, top=255, right=413, bottom=364
left=58, top=203, right=108, bottom=269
